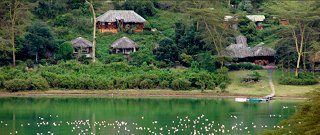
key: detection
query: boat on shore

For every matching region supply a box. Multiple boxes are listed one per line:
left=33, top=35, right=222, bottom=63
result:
left=235, top=97, right=272, bottom=103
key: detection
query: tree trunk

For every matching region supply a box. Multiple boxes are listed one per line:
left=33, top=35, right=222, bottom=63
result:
left=10, top=0, right=18, bottom=67
left=295, top=53, right=301, bottom=76
left=312, top=62, right=315, bottom=77
left=35, top=52, right=38, bottom=63
left=86, top=0, right=96, bottom=63
left=11, top=19, right=15, bottom=67
left=287, top=52, right=290, bottom=76
left=303, top=43, right=307, bottom=72
left=281, top=62, right=284, bottom=77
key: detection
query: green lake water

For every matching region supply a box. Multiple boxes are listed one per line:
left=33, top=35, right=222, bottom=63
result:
left=0, top=97, right=301, bottom=135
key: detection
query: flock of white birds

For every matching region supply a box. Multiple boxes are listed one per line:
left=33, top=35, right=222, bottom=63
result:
left=0, top=105, right=296, bottom=135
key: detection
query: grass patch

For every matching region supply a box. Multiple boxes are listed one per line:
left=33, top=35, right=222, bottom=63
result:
left=227, top=70, right=320, bottom=97
left=227, top=70, right=270, bottom=96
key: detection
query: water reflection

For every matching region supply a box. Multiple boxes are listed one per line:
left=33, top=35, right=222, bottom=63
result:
left=0, top=97, right=301, bottom=135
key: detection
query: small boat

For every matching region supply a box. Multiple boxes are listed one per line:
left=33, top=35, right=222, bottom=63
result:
left=248, top=98, right=270, bottom=103
left=235, top=98, right=248, bottom=102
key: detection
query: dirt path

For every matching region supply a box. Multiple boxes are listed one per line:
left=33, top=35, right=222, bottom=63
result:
left=265, top=69, right=276, bottom=98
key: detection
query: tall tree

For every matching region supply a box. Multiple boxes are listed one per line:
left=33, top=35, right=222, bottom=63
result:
left=154, top=37, right=178, bottom=65
left=266, top=1, right=320, bottom=76
left=85, top=0, right=96, bottom=62
left=8, top=0, right=22, bottom=67
left=186, top=7, right=234, bottom=58
left=24, top=22, right=55, bottom=63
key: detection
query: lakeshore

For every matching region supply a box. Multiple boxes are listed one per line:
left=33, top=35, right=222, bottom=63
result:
left=0, top=90, right=309, bottom=100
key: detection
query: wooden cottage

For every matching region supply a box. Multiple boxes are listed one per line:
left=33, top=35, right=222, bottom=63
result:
left=96, top=10, right=146, bottom=33
left=71, top=37, right=93, bottom=58
left=246, top=15, right=265, bottom=30
left=111, top=37, right=139, bottom=55
left=225, top=36, right=275, bottom=65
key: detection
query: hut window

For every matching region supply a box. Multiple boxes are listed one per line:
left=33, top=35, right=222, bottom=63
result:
left=108, top=22, right=111, bottom=25
left=101, top=22, right=105, bottom=25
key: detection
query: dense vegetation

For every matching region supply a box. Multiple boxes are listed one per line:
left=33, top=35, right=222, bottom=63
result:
left=0, top=0, right=319, bottom=91
left=0, top=61, right=230, bottom=91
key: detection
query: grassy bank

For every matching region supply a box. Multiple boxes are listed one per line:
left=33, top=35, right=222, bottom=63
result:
left=227, top=70, right=320, bottom=97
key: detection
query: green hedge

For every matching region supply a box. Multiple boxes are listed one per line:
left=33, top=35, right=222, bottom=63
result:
left=29, top=76, right=49, bottom=90
left=279, top=77, right=318, bottom=85
left=0, top=61, right=232, bottom=91
left=172, top=78, right=191, bottom=90
left=3, top=76, right=49, bottom=91
left=279, top=73, right=318, bottom=85
left=227, top=63, right=263, bottom=71
left=4, top=79, right=30, bottom=91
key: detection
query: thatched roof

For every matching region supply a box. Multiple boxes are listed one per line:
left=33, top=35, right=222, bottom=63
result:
left=225, top=44, right=253, bottom=58
left=97, top=10, right=146, bottom=23
left=251, top=43, right=276, bottom=57
left=225, top=42, right=275, bottom=58
left=236, top=35, right=247, bottom=46
left=71, top=37, right=93, bottom=48
left=246, top=15, right=265, bottom=22
left=111, top=37, right=139, bottom=49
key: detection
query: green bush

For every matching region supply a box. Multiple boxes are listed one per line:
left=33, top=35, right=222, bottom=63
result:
left=214, top=67, right=231, bottom=87
left=241, top=71, right=262, bottom=83
left=4, top=79, right=30, bottom=91
left=227, top=63, right=263, bottom=71
left=94, top=77, right=114, bottom=90
left=113, top=77, right=127, bottom=89
left=26, top=59, right=35, bottom=68
left=127, top=76, right=141, bottom=89
left=1, top=60, right=231, bottom=91
left=219, top=82, right=227, bottom=92
left=140, top=79, right=154, bottom=89
left=104, top=54, right=126, bottom=64
left=0, top=75, right=5, bottom=88
left=159, top=80, right=170, bottom=89
left=29, top=76, right=49, bottom=90
left=171, top=78, right=191, bottom=90
left=279, top=75, right=318, bottom=85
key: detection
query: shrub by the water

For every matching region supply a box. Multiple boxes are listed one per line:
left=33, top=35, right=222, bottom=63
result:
left=140, top=79, right=154, bottom=89
left=29, top=76, right=49, bottom=90
left=0, top=75, right=5, bottom=88
left=219, top=82, right=227, bottom=92
left=0, top=61, right=232, bottom=91
left=159, top=80, right=170, bottom=89
left=4, top=79, right=30, bottom=91
left=172, top=78, right=191, bottom=90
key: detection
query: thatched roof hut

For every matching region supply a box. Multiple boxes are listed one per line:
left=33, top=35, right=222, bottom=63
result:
left=97, top=10, right=146, bottom=23
left=71, top=37, right=93, bottom=48
left=111, top=37, right=138, bottom=49
left=225, top=44, right=253, bottom=58
left=251, top=43, right=276, bottom=57
left=225, top=41, right=275, bottom=59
